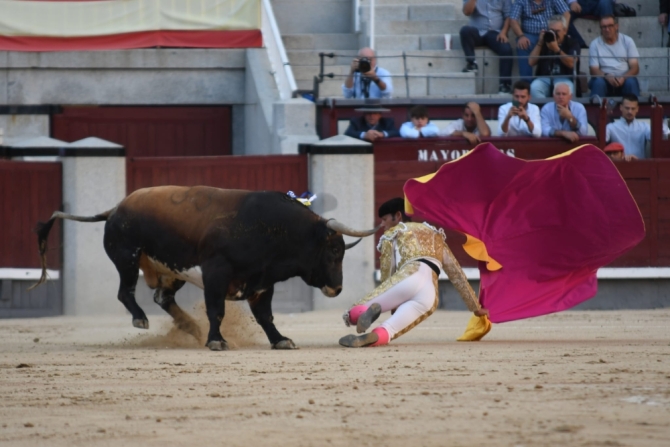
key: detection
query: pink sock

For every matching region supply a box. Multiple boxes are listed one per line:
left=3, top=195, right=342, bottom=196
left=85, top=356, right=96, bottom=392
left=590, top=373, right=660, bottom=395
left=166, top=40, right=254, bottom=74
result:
left=348, top=305, right=368, bottom=324
left=370, top=327, right=390, bottom=347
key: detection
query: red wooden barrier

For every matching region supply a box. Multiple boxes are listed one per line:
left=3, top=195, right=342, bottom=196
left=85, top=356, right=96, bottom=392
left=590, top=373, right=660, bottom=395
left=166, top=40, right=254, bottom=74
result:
left=127, top=155, right=308, bottom=194
left=0, top=161, right=62, bottom=269
left=53, top=106, right=232, bottom=157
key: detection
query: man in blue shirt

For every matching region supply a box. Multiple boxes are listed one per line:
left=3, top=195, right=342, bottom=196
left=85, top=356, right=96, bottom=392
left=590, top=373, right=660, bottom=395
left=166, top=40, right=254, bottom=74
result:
left=605, top=95, right=650, bottom=160
left=460, top=0, right=514, bottom=93
left=540, top=82, right=588, bottom=143
left=342, top=47, right=393, bottom=99
left=510, top=0, right=571, bottom=82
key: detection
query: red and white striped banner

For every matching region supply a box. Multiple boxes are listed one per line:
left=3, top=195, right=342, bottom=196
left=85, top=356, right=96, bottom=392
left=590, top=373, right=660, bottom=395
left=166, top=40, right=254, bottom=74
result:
left=0, top=0, right=262, bottom=51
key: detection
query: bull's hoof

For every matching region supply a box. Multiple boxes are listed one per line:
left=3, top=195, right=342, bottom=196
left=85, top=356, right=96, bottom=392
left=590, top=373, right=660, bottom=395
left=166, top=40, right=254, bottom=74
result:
left=356, top=303, right=381, bottom=334
left=272, top=339, right=298, bottom=350
left=132, top=319, right=149, bottom=330
left=339, top=332, right=379, bottom=348
left=206, top=340, right=229, bottom=351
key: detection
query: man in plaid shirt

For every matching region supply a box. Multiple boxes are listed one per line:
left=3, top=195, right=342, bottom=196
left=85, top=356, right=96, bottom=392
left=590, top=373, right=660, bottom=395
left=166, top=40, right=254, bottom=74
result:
left=510, top=0, right=571, bottom=82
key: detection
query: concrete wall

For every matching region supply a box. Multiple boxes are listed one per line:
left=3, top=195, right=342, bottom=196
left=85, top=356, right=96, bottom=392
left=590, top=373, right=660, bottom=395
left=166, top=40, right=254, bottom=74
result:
left=309, top=153, right=376, bottom=310
left=272, top=0, right=353, bottom=34
left=0, top=115, right=49, bottom=140
left=61, top=156, right=126, bottom=316
left=0, top=50, right=246, bottom=104
left=244, top=49, right=280, bottom=155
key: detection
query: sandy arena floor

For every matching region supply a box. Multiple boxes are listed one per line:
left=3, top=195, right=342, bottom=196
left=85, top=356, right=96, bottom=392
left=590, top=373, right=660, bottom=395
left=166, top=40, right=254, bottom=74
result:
left=0, top=304, right=669, bottom=447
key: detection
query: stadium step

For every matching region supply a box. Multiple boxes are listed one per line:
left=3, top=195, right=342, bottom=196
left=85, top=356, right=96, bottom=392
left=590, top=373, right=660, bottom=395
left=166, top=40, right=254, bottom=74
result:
left=282, top=34, right=360, bottom=51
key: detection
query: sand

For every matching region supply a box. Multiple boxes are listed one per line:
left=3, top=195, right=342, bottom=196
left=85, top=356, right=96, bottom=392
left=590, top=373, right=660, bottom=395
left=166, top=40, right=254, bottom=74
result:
left=1, top=304, right=669, bottom=447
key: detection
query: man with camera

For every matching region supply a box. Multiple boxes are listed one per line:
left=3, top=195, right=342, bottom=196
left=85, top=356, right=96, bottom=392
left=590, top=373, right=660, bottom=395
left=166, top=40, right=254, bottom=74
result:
left=342, top=47, right=393, bottom=99
left=510, top=0, right=571, bottom=83
left=528, top=15, right=580, bottom=98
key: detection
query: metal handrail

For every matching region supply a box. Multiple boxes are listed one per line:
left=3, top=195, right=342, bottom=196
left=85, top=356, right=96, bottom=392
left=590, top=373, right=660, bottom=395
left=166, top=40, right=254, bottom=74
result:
left=312, top=52, right=669, bottom=99
left=261, top=0, right=298, bottom=100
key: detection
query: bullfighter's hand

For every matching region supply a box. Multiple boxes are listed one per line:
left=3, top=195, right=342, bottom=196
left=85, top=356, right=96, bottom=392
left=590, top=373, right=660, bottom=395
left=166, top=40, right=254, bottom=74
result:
left=474, top=308, right=489, bottom=317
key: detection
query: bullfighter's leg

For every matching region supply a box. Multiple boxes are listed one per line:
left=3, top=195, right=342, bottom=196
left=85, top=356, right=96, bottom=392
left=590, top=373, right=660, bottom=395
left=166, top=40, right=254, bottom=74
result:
left=340, top=262, right=438, bottom=348
left=201, top=257, right=232, bottom=351
left=248, top=286, right=297, bottom=350
left=153, top=280, right=202, bottom=341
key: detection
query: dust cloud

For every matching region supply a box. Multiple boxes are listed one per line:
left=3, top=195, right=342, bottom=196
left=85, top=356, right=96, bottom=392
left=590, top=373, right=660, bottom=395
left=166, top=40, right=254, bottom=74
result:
left=128, top=301, right=266, bottom=350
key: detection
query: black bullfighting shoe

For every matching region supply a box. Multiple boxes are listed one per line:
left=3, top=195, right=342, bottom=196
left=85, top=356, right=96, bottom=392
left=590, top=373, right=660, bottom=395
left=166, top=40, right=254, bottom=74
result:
left=339, top=332, right=379, bottom=348
left=356, top=303, right=381, bottom=334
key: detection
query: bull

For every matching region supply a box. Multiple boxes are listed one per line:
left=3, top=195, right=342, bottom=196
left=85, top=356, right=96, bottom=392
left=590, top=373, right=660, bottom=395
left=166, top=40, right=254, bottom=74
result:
left=31, top=186, right=377, bottom=351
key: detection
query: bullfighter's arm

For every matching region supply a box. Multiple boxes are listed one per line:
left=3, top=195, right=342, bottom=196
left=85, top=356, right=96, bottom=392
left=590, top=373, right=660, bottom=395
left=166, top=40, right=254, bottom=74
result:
left=442, top=241, right=482, bottom=313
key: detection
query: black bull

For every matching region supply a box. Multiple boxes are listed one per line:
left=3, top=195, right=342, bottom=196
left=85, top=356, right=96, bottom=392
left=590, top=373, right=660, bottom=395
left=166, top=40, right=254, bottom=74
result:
left=31, top=186, right=377, bottom=351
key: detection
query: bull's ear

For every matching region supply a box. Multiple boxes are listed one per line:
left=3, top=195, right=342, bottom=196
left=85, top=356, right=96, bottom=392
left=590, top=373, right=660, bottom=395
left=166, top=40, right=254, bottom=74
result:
left=344, top=238, right=362, bottom=250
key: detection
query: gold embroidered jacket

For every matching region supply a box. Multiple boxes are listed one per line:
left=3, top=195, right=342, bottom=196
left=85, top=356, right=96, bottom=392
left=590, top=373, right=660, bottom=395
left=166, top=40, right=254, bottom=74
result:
left=377, top=222, right=480, bottom=312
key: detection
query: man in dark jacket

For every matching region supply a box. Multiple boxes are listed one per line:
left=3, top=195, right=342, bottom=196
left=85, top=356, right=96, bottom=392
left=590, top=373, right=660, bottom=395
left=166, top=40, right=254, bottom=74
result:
left=344, top=104, right=399, bottom=142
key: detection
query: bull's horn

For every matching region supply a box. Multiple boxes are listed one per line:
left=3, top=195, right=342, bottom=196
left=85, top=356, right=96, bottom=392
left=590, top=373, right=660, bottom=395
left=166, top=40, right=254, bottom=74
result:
left=326, top=220, right=380, bottom=237
left=344, top=238, right=362, bottom=250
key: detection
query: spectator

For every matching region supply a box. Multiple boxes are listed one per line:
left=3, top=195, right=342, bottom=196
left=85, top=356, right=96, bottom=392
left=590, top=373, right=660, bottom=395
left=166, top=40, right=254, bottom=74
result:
left=510, top=0, right=571, bottom=82
left=540, top=82, right=588, bottom=143
left=588, top=16, right=640, bottom=98
left=440, top=102, right=491, bottom=145
left=460, top=0, right=514, bottom=93
left=603, top=142, right=637, bottom=161
left=342, top=47, right=393, bottom=99
left=529, top=14, right=580, bottom=98
left=567, top=0, right=614, bottom=49
left=498, top=80, right=542, bottom=137
left=660, top=0, right=670, bottom=47
left=400, top=106, right=440, bottom=138
left=344, top=104, right=399, bottom=142
left=605, top=94, right=649, bottom=159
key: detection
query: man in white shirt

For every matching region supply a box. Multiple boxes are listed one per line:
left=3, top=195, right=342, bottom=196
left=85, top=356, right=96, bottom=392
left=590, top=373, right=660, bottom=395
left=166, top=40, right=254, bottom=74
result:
left=605, top=94, right=650, bottom=159
left=342, top=47, right=393, bottom=99
left=498, top=80, right=542, bottom=137
left=440, top=102, right=491, bottom=145
left=588, top=15, right=640, bottom=98
left=540, top=82, right=588, bottom=143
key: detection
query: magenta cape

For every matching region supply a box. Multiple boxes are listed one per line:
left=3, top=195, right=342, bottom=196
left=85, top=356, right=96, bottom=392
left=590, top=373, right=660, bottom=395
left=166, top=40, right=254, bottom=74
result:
left=404, top=143, right=645, bottom=323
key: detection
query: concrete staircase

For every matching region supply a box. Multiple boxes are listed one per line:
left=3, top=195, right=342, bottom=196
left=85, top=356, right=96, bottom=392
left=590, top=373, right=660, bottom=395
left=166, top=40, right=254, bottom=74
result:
left=274, top=0, right=670, bottom=98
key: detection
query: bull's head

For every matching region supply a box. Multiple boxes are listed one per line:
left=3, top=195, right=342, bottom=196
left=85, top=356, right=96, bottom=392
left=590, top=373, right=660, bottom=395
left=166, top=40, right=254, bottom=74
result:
left=306, top=220, right=379, bottom=297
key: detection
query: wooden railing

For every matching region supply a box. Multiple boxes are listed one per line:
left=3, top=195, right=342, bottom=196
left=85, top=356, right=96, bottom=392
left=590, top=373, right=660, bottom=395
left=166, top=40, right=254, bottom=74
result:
left=127, top=155, right=308, bottom=194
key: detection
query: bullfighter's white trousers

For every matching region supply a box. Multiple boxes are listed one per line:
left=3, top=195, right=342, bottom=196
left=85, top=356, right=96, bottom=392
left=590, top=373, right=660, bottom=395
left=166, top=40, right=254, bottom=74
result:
left=365, top=262, right=438, bottom=340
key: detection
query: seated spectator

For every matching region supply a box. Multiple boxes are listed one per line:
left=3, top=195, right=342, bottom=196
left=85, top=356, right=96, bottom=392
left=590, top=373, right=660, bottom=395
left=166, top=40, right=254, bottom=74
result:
left=498, top=80, right=542, bottom=137
left=460, top=0, right=513, bottom=93
left=661, top=1, right=670, bottom=47
left=528, top=15, right=580, bottom=98
left=605, top=94, right=649, bottom=159
left=342, top=47, right=393, bottom=99
left=440, top=101, right=491, bottom=145
left=567, top=0, right=614, bottom=49
left=540, top=82, right=588, bottom=143
left=603, top=142, right=637, bottom=161
left=344, top=104, right=399, bottom=142
left=510, top=0, right=570, bottom=83
left=400, top=106, right=440, bottom=138
left=588, top=16, right=640, bottom=98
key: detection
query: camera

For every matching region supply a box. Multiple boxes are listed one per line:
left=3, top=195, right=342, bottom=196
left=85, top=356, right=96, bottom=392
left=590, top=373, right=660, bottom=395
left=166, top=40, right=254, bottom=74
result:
left=357, top=57, right=372, bottom=73
left=544, top=30, right=556, bottom=43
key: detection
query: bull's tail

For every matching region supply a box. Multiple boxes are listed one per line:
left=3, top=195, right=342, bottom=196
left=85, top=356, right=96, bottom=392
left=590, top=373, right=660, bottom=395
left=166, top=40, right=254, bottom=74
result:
left=28, top=209, right=114, bottom=290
